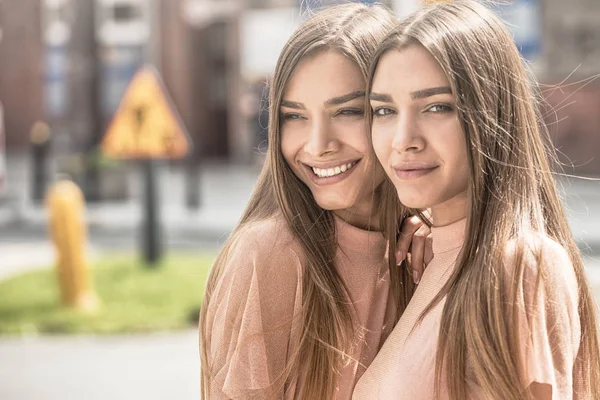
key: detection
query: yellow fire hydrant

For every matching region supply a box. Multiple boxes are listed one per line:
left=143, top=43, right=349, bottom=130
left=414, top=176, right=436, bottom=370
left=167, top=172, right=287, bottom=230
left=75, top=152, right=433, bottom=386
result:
left=46, top=180, right=99, bottom=312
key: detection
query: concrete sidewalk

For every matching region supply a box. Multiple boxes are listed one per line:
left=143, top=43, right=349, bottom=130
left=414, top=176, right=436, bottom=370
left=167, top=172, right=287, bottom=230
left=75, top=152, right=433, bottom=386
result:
left=0, top=330, right=200, bottom=400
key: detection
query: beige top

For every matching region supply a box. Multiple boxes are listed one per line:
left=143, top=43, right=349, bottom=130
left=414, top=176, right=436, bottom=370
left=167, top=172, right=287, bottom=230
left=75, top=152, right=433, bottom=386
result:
left=353, top=218, right=582, bottom=400
left=203, top=214, right=396, bottom=399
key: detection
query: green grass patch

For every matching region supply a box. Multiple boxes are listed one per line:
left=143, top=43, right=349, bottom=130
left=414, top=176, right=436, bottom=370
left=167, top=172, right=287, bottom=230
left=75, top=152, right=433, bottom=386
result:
left=0, top=253, right=215, bottom=335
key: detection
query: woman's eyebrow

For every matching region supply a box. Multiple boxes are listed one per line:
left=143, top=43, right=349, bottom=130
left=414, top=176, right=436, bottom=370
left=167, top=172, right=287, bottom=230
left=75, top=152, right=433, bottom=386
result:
left=324, top=91, right=365, bottom=106
left=410, top=86, right=452, bottom=100
left=369, top=92, right=393, bottom=102
left=280, top=100, right=305, bottom=110
left=281, top=91, right=365, bottom=109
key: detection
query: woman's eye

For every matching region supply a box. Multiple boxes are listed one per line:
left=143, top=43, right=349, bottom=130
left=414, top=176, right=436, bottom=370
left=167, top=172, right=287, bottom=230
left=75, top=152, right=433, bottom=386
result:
left=426, top=104, right=453, bottom=113
left=281, top=113, right=303, bottom=121
left=372, top=107, right=395, bottom=117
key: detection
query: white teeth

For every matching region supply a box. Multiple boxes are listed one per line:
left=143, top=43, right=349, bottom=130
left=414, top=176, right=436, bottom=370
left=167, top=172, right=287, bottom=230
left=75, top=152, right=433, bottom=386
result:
left=311, top=162, right=356, bottom=178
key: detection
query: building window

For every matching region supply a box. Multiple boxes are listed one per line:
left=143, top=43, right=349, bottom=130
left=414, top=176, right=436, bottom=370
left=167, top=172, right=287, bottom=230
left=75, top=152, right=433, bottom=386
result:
left=113, top=3, right=141, bottom=22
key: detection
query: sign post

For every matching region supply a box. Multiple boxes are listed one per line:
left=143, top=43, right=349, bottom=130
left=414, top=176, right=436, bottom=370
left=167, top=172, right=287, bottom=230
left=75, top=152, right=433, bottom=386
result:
left=0, top=102, right=6, bottom=197
left=101, top=66, right=191, bottom=266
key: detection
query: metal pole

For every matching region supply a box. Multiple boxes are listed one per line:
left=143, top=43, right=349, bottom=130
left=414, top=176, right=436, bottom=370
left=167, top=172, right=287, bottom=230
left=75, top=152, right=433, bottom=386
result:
left=185, top=158, right=201, bottom=210
left=142, top=0, right=163, bottom=266
left=68, top=0, right=101, bottom=198
left=142, top=158, right=161, bottom=264
left=30, top=122, right=51, bottom=202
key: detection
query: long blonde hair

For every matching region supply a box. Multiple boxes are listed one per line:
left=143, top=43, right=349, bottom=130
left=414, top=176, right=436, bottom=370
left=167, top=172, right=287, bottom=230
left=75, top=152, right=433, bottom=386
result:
left=200, top=4, right=410, bottom=398
left=368, top=1, right=600, bottom=399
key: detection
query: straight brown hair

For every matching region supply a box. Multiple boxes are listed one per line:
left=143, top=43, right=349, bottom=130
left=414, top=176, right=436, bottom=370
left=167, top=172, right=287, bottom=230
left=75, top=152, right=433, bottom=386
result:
left=200, top=3, right=413, bottom=398
left=368, top=1, right=600, bottom=399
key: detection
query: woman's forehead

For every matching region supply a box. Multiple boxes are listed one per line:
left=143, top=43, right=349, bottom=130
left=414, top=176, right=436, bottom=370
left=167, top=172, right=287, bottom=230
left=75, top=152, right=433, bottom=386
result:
left=282, top=51, right=365, bottom=105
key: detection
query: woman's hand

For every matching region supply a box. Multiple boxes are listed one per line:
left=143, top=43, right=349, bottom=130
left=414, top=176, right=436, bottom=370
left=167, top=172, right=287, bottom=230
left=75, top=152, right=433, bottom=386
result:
left=396, top=216, right=433, bottom=284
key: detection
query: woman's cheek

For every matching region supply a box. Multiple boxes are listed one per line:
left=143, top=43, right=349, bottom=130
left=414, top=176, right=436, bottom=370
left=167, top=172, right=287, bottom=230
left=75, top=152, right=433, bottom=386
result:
left=371, top=127, right=391, bottom=164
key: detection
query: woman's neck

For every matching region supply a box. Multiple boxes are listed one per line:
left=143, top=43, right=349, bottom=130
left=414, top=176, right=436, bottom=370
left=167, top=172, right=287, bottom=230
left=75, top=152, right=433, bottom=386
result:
left=431, top=192, right=468, bottom=227
left=333, top=193, right=381, bottom=231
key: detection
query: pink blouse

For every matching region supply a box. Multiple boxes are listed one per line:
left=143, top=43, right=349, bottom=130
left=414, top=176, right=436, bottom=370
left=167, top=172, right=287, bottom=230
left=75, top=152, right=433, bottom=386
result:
left=203, top=214, right=397, bottom=399
left=353, top=218, right=584, bottom=400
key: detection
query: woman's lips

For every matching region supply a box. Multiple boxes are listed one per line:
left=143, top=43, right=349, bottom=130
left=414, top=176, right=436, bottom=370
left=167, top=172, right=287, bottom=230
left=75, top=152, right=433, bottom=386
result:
left=392, top=163, right=438, bottom=180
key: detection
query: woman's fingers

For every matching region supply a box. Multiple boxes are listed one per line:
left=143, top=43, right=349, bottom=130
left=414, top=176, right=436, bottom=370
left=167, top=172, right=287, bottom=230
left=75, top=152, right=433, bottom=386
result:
left=424, top=233, right=434, bottom=266
left=396, top=216, right=423, bottom=263
left=408, top=224, right=430, bottom=284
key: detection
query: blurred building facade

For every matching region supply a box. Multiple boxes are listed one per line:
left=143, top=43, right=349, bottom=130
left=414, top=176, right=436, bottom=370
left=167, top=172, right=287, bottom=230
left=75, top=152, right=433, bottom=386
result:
left=0, top=0, right=598, bottom=203
left=0, top=0, right=44, bottom=149
left=541, top=0, right=600, bottom=176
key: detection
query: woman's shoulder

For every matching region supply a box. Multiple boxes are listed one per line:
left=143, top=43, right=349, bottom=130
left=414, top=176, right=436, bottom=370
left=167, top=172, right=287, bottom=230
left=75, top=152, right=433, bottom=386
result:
left=505, top=232, right=571, bottom=265
left=504, top=232, right=577, bottom=293
left=233, top=214, right=299, bottom=254
left=223, top=214, right=304, bottom=280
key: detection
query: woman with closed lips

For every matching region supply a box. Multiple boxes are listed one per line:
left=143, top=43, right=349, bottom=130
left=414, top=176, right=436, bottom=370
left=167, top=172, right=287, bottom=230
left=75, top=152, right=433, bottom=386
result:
left=368, top=67, right=469, bottom=225
left=373, top=88, right=454, bottom=182
left=200, top=4, right=430, bottom=400
left=354, top=1, right=600, bottom=399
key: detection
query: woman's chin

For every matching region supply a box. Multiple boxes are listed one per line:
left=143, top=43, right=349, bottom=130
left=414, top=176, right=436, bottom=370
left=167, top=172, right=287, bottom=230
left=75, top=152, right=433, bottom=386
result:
left=314, top=199, right=354, bottom=212
left=396, top=194, right=428, bottom=210
left=310, top=191, right=355, bottom=212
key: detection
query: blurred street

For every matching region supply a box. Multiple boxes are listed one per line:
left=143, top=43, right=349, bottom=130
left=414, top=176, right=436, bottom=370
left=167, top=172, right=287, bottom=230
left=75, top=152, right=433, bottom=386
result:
left=0, top=0, right=599, bottom=398
left=0, top=152, right=263, bottom=400
left=0, top=153, right=262, bottom=400
left=0, top=152, right=261, bottom=257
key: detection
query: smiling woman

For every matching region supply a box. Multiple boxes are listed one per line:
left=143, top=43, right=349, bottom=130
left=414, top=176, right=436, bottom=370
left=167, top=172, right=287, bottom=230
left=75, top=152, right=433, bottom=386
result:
left=280, top=50, right=386, bottom=230
left=198, top=3, right=429, bottom=400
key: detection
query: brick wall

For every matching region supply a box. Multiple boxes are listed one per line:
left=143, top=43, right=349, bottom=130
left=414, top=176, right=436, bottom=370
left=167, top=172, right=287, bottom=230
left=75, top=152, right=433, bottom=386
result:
left=0, top=0, right=43, bottom=150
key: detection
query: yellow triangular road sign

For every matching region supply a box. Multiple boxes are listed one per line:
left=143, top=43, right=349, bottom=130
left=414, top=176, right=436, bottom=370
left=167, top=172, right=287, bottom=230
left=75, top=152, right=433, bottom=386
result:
left=101, top=66, right=191, bottom=160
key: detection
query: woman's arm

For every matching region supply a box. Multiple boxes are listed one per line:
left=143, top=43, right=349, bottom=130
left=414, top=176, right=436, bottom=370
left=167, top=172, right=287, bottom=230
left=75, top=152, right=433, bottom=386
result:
left=202, top=221, right=303, bottom=399
left=512, top=236, right=581, bottom=400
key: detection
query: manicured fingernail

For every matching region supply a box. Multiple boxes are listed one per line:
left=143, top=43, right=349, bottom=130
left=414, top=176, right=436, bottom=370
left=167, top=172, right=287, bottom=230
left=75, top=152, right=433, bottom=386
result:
left=396, top=251, right=404, bottom=262
left=413, top=271, right=420, bottom=284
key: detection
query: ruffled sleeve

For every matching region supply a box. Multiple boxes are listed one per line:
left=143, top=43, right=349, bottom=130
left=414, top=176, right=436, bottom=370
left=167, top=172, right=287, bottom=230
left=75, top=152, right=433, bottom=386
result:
left=511, top=236, right=581, bottom=399
left=203, top=219, right=303, bottom=399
